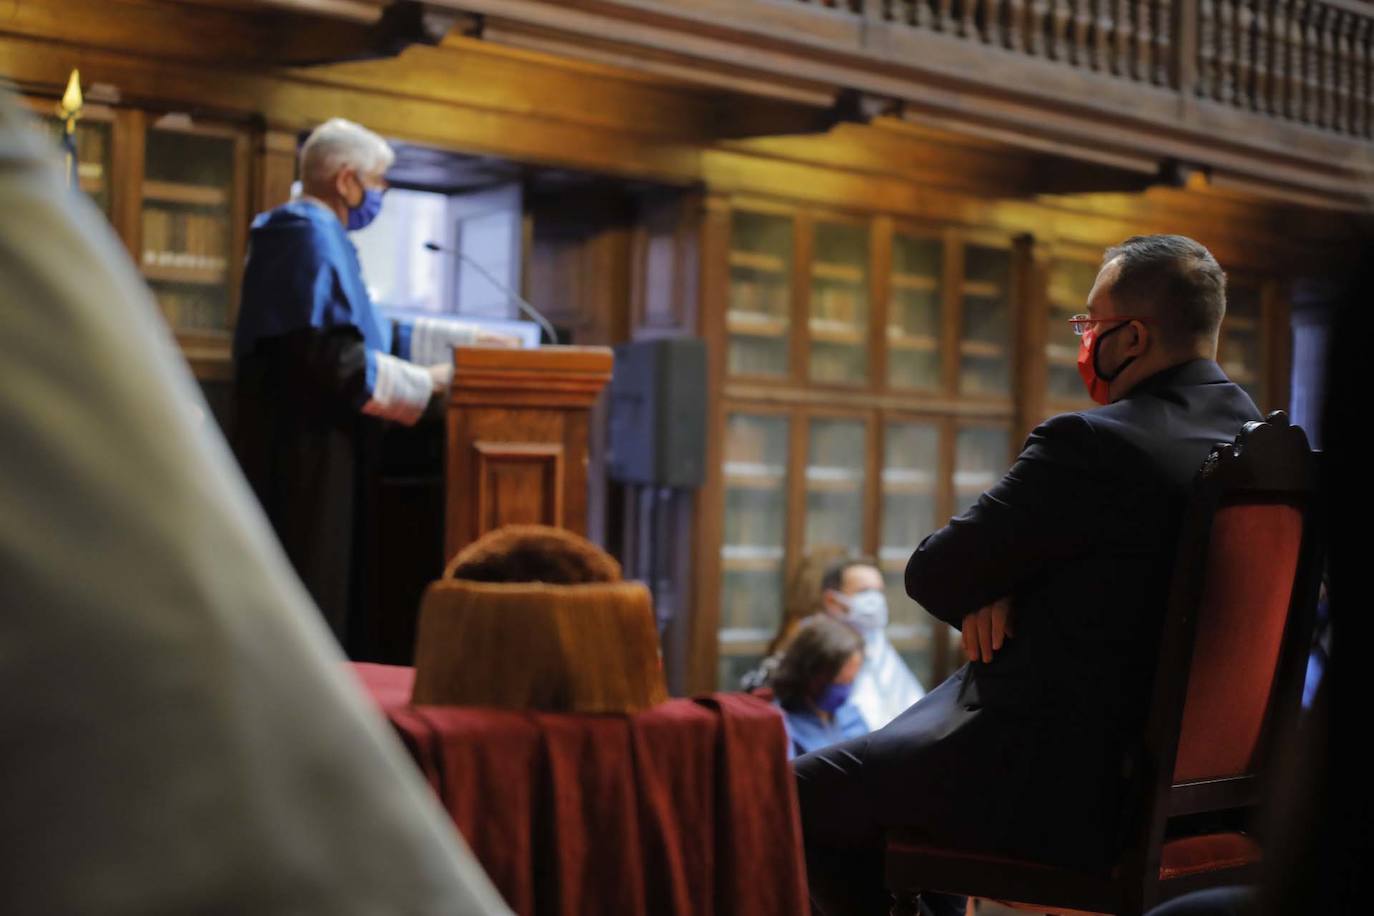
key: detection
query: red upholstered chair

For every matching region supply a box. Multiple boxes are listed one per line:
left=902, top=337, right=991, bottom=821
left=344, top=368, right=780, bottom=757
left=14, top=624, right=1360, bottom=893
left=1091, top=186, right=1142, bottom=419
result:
left=884, top=411, right=1323, bottom=916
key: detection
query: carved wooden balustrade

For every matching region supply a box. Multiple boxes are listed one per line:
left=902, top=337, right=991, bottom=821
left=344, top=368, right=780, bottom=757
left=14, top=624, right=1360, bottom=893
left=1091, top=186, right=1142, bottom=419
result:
left=784, top=0, right=1373, bottom=138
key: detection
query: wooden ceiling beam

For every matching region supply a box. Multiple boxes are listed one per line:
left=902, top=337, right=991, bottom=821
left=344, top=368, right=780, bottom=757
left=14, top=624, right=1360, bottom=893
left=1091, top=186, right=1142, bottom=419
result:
left=438, top=0, right=1374, bottom=211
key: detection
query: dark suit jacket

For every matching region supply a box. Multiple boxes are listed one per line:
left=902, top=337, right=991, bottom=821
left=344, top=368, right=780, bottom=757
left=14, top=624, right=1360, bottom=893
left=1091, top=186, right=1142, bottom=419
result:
left=872, top=359, right=1259, bottom=867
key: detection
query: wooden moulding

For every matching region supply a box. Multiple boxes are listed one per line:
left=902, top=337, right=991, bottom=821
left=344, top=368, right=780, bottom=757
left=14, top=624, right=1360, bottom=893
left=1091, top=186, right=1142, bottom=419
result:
left=448, top=345, right=614, bottom=409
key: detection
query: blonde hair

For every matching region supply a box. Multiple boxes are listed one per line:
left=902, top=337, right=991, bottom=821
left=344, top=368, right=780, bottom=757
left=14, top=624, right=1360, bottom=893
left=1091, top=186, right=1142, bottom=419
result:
left=299, top=117, right=394, bottom=186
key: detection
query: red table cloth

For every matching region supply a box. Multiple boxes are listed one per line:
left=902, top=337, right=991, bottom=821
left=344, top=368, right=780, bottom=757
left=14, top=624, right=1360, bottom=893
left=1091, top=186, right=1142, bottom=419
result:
left=352, top=663, right=810, bottom=916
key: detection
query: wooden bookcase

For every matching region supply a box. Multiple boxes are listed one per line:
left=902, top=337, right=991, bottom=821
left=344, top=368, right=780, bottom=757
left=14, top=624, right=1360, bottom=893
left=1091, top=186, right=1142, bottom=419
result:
left=23, top=97, right=253, bottom=383
left=705, top=197, right=1021, bottom=691
left=701, top=197, right=1288, bottom=692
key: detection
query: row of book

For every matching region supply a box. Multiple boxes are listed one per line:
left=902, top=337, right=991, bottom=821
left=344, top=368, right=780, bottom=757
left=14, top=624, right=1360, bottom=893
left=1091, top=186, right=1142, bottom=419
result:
left=719, top=570, right=785, bottom=632
left=725, top=418, right=788, bottom=466
left=958, top=360, right=1011, bottom=396
left=812, top=284, right=865, bottom=323
left=803, top=501, right=864, bottom=552
left=727, top=338, right=790, bottom=376
left=722, top=497, right=786, bottom=549
left=889, top=351, right=941, bottom=389
left=730, top=277, right=789, bottom=318
left=155, top=289, right=228, bottom=332
left=891, top=291, right=941, bottom=334
left=809, top=347, right=867, bottom=384
left=142, top=207, right=229, bottom=273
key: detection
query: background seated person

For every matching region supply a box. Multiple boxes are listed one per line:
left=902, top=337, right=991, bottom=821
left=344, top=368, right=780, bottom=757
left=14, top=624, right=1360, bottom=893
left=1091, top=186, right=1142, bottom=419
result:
left=770, top=616, right=869, bottom=759
left=743, top=548, right=924, bottom=730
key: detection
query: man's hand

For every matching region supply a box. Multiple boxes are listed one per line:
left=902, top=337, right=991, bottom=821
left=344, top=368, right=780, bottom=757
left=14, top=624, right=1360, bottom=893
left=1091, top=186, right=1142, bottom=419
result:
left=427, top=363, right=454, bottom=394
left=474, top=329, right=521, bottom=348
left=961, top=597, right=1014, bottom=663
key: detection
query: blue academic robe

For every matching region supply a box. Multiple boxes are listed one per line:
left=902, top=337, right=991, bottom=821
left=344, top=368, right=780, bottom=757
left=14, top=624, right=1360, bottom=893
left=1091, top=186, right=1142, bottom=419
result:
left=778, top=700, right=869, bottom=760
left=234, top=200, right=401, bottom=399
left=231, top=200, right=405, bottom=654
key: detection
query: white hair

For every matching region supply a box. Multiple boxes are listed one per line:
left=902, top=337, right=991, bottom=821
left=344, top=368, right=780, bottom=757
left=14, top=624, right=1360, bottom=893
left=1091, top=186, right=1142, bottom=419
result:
left=299, top=117, right=394, bottom=185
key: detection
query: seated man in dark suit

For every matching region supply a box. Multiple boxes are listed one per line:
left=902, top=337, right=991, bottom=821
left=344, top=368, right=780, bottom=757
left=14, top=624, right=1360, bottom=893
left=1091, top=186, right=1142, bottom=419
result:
left=794, top=235, right=1262, bottom=916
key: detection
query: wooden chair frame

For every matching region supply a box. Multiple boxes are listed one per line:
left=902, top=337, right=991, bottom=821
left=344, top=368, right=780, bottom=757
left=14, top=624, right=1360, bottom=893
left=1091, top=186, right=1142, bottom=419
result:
left=885, top=411, right=1323, bottom=915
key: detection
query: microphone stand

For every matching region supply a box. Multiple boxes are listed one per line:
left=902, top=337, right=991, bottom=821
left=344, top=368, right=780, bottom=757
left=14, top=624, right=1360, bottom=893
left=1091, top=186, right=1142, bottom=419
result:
left=423, top=241, right=559, bottom=345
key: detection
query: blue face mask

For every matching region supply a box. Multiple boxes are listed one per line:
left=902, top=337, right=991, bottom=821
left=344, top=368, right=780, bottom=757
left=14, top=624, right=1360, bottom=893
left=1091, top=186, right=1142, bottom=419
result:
left=346, top=186, right=384, bottom=231
left=816, top=681, right=853, bottom=714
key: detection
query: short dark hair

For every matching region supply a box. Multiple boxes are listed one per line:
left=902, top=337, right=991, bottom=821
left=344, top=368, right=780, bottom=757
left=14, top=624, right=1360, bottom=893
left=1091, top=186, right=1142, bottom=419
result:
left=1102, top=235, right=1226, bottom=349
left=447, top=525, right=621, bottom=584
left=769, top=616, right=863, bottom=710
left=819, top=555, right=880, bottom=595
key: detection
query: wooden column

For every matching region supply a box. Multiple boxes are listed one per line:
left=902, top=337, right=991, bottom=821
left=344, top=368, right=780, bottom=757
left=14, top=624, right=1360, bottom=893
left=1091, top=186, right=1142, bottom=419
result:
left=444, top=346, right=614, bottom=562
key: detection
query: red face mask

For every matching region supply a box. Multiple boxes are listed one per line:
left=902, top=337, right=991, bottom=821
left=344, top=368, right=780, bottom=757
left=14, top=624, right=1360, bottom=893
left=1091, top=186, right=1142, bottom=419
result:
left=1076, top=321, right=1138, bottom=405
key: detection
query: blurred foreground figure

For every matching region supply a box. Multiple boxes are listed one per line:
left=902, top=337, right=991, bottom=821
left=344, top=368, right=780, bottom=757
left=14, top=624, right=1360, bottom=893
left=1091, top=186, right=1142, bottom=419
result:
left=0, top=98, right=509, bottom=915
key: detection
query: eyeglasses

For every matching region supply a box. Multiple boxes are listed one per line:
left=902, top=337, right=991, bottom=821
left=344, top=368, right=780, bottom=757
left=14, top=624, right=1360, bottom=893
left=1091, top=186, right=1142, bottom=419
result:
left=1067, top=314, right=1150, bottom=337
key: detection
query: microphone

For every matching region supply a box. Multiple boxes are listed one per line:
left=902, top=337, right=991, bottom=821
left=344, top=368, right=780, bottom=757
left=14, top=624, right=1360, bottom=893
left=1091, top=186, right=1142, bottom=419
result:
left=423, top=241, right=558, bottom=345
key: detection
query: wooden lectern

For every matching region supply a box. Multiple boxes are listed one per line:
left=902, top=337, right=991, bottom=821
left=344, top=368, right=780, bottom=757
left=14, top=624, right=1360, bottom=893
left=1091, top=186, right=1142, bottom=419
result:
left=444, top=345, right=614, bottom=562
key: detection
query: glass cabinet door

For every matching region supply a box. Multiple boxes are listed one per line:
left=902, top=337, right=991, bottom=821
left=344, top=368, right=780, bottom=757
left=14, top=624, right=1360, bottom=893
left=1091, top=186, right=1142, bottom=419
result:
left=809, top=221, right=870, bottom=384
left=1046, top=259, right=1099, bottom=408
left=727, top=211, right=793, bottom=378
left=959, top=245, right=1013, bottom=396
left=954, top=425, right=1010, bottom=514
left=948, top=423, right=1012, bottom=662
left=719, top=413, right=790, bottom=687
left=803, top=417, right=868, bottom=551
left=880, top=421, right=941, bottom=687
left=887, top=233, right=943, bottom=391
left=141, top=124, right=238, bottom=335
left=1221, top=285, right=1264, bottom=408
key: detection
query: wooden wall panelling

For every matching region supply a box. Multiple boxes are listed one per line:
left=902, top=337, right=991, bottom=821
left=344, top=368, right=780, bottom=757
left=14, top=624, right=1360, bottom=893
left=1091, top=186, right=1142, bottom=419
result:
left=1263, top=278, right=1293, bottom=414
left=526, top=190, right=636, bottom=549
left=631, top=190, right=702, bottom=337
left=702, top=143, right=1334, bottom=275
left=688, top=194, right=733, bottom=693
left=623, top=188, right=706, bottom=695
left=229, top=128, right=253, bottom=334
left=111, top=106, right=145, bottom=264
left=0, top=30, right=701, bottom=186
left=256, top=128, right=299, bottom=213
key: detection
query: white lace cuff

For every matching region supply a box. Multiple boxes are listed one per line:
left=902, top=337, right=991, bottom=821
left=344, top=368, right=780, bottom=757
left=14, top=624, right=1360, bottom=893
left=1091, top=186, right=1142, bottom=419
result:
left=361, top=352, right=431, bottom=426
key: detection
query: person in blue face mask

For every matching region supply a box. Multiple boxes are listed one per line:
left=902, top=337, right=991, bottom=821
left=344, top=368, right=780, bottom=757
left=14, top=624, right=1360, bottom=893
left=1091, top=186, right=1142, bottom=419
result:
left=232, top=118, right=514, bottom=656
left=769, top=616, right=868, bottom=759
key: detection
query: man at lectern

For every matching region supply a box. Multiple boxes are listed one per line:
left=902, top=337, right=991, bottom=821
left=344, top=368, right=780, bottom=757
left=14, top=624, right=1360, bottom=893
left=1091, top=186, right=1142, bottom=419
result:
left=232, top=117, right=514, bottom=655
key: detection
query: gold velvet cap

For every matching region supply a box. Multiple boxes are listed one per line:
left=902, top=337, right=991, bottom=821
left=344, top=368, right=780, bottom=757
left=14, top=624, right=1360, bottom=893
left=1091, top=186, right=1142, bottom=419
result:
left=411, top=526, right=668, bottom=713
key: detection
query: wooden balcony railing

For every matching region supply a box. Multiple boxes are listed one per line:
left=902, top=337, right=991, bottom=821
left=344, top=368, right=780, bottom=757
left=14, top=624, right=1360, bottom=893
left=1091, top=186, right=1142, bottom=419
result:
left=783, top=0, right=1373, bottom=139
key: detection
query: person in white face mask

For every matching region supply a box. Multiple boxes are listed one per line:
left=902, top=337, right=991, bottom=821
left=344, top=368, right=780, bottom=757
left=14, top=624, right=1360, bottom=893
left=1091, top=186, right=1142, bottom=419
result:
left=818, top=557, right=926, bottom=729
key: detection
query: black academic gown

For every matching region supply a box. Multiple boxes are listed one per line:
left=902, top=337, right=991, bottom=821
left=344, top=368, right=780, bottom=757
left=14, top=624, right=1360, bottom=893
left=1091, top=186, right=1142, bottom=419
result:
left=232, top=326, right=377, bottom=652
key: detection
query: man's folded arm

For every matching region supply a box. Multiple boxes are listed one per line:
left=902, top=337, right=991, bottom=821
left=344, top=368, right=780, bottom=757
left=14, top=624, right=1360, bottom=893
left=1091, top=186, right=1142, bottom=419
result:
left=905, top=412, right=1101, bottom=628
